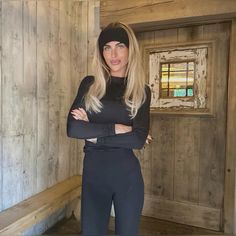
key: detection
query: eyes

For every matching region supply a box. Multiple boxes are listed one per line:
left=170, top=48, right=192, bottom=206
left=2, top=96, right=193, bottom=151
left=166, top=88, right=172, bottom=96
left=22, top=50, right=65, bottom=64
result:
left=103, top=43, right=126, bottom=52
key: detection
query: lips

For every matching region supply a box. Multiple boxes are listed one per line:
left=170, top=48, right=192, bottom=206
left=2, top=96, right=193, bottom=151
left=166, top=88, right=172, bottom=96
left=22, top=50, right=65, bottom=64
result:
left=110, top=60, right=120, bottom=65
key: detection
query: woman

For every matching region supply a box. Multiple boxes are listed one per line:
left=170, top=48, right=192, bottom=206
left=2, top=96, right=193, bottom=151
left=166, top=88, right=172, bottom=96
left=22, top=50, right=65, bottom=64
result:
left=67, top=22, right=151, bottom=236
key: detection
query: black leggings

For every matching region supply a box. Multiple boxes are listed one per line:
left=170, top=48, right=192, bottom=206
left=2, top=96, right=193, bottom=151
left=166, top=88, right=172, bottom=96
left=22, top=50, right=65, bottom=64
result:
left=81, top=147, right=144, bottom=236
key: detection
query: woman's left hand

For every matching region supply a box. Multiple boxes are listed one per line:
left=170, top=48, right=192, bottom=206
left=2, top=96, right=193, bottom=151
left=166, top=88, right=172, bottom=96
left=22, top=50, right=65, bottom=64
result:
left=71, top=108, right=89, bottom=122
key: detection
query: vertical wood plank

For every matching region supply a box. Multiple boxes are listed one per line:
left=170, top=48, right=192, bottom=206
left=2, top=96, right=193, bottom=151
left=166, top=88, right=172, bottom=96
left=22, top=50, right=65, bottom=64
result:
left=23, top=0, right=37, bottom=199
left=199, top=23, right=230, bottom=212
left=87, top=0, right=100, bottom=74
left=174, top=117, right=200, bottom=203
left=2, top=136, right=23, bottom=209
left=2, top=0, right=24, bottom=209
left=224, top=19, right=236, bottom=234
left=36, top=0, right=50, bottom=192
left=199, top=119, right=218, bottom=206
left=210, top=22, right=228, bottom=209
left=2, top=1, right=24, bottom=136
left=0, top=0, right=2, bottom=212
left=48, top=0, right=60, bottom=187
left=152, top=117, right=175, bottom=199
left=57, top=0, right=71, bottom=181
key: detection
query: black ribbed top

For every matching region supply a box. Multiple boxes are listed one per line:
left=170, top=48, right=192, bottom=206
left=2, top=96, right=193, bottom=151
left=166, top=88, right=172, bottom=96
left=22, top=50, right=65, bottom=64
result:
left=67, top=75, right=151, bottom=150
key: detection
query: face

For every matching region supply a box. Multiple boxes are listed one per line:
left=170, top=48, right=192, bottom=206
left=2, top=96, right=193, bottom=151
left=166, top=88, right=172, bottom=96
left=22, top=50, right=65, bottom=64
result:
left=102, top=41, right=129, bottom=77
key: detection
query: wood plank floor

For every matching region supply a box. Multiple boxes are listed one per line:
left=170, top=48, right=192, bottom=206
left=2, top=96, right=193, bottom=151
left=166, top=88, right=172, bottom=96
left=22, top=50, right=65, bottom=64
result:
left=44, top=215, right=224, bottom=235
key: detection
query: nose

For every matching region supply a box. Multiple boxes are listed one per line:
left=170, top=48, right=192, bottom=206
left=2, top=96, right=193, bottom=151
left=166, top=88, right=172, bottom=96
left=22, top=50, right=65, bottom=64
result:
left=111, top=48, right=117, bottom=58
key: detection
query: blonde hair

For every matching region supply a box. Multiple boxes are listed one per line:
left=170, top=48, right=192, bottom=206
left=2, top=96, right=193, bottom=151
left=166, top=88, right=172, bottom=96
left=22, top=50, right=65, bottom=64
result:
left=84, top=22, right=146, bottom=118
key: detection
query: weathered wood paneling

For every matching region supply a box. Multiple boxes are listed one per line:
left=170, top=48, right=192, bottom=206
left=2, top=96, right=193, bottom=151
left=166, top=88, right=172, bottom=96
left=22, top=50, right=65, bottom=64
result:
left=224, top=19, right=236, bottom=234
left=174, top=117, right=200, bottom=203
left=137, top=22, right=230, bottom=230
left=23, top=0, right=37, bottom=199
left=143, top=195, right=221, bottom=230
left=2, top=136, right=24, bottom=209
left=2, top=0, right=24, bottom=209
left=2, top=1, right=24, bottom=136
left=57, top=0, right=72, bottom=182
left=87, top=0, right=100, bottom=75
left=152, top=117, right=175, bottom=199
left=0, top=0, right=2, bottom=212
left=100, top=0, right=236, bottom=31
left=0, top=0, right=94, bottom=217
left=36, top=0, right=50, bottom=192
left=198, top=23, right=230, bottom=209
left=48, top=0, right=60, bottom=187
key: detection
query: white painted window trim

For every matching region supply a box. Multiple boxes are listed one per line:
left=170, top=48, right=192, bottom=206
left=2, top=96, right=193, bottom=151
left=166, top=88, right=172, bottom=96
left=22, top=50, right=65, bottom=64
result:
left=143, top=41, right=215, bottom=116
left=149, top=46, right=207, bottom=109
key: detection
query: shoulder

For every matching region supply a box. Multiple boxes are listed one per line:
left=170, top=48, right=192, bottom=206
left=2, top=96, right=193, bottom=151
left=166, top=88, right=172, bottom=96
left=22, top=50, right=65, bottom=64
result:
left=77, top=75, right=94, bottom=92
left=80, top=75, right=94, bottom=87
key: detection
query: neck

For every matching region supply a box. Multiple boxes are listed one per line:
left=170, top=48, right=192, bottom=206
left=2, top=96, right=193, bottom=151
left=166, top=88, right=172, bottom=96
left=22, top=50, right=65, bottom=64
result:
left=110, top=72, right=126, bottom=78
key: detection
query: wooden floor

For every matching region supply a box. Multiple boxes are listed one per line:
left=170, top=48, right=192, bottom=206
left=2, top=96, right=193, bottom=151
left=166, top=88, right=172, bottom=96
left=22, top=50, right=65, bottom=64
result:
left=44, top=215, right=224, bottom=235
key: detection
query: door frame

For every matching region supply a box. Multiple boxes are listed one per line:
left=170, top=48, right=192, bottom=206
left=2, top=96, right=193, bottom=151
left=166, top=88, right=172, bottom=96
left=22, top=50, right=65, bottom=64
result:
left=224, top=19, right=236, bottom=234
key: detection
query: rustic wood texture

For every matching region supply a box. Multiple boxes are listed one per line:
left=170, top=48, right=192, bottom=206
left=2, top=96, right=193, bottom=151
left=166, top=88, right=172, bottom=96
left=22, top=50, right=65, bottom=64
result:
left=2, top=0, right=24, bottom=209
left=224, top=19, right=236, bottom=234
left=36, top=0, right=50, bottom=192
left=0, top=175, right=82, bottom=235
left=0, top=0, right=87, bottom=216
left=48, top=0, right=60, bottom=188
left=100, top=0, right=236, bottom=31
left=137, top=22, right=230, bottom=231
left=22, top=0, right=37, bottom=200
left=57, top=0, right=73, bottom=182
left=0, top=0, right=2, bottom=213
left=87, top=0, right=100, bottom=75
left=44, top=214, right=222, bottom=235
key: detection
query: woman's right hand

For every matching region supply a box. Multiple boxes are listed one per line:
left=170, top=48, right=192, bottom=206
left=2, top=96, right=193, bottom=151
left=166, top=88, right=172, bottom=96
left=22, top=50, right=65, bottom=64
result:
left=146, top=134, right=153, bottom=145
left=115, top=124, right=132, bottom=134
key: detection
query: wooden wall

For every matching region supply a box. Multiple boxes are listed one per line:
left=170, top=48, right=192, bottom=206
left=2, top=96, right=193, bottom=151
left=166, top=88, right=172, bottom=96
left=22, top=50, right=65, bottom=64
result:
left=100, top=0, right=236, bottom=31
left=0, top=0, right=99, bottom=221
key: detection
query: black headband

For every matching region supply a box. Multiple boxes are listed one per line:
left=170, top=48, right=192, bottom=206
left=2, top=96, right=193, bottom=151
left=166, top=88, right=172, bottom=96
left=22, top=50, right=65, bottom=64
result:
left=98, top=27, right=129, bottom=55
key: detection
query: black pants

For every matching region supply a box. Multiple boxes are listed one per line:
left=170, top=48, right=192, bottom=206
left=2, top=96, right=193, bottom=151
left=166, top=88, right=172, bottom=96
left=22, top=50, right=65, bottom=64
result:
left=81, top=147, right=144, bottom=236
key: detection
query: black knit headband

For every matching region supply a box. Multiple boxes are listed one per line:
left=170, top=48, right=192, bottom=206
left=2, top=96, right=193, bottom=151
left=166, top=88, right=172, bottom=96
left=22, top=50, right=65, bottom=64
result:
left=98, top=27, right=129, bottom=55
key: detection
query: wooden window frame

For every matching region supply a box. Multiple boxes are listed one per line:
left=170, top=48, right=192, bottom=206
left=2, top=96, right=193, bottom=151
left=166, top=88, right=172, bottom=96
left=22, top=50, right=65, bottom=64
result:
left=143, top=41, right=215, bottom=116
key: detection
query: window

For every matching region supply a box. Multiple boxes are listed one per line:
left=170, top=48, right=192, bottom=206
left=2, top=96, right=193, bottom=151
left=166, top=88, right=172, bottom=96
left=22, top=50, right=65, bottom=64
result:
left=160, top=61, right=195, bottom=98
left=145, top=43, right=212, bottom=114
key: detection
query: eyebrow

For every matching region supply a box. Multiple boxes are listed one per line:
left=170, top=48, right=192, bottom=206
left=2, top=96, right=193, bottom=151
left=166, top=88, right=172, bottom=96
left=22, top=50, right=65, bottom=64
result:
left=104, top=42, right=124, bottom=46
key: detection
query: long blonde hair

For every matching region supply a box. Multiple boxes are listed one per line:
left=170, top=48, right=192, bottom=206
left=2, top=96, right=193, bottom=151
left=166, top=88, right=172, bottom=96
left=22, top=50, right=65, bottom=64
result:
left=84, top=22, right=146, bottom=118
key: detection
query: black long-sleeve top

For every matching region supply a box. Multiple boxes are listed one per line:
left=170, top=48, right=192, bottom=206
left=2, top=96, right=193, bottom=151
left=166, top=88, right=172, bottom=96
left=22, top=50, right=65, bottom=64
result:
left=67, top=76, right=151, bottom=150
